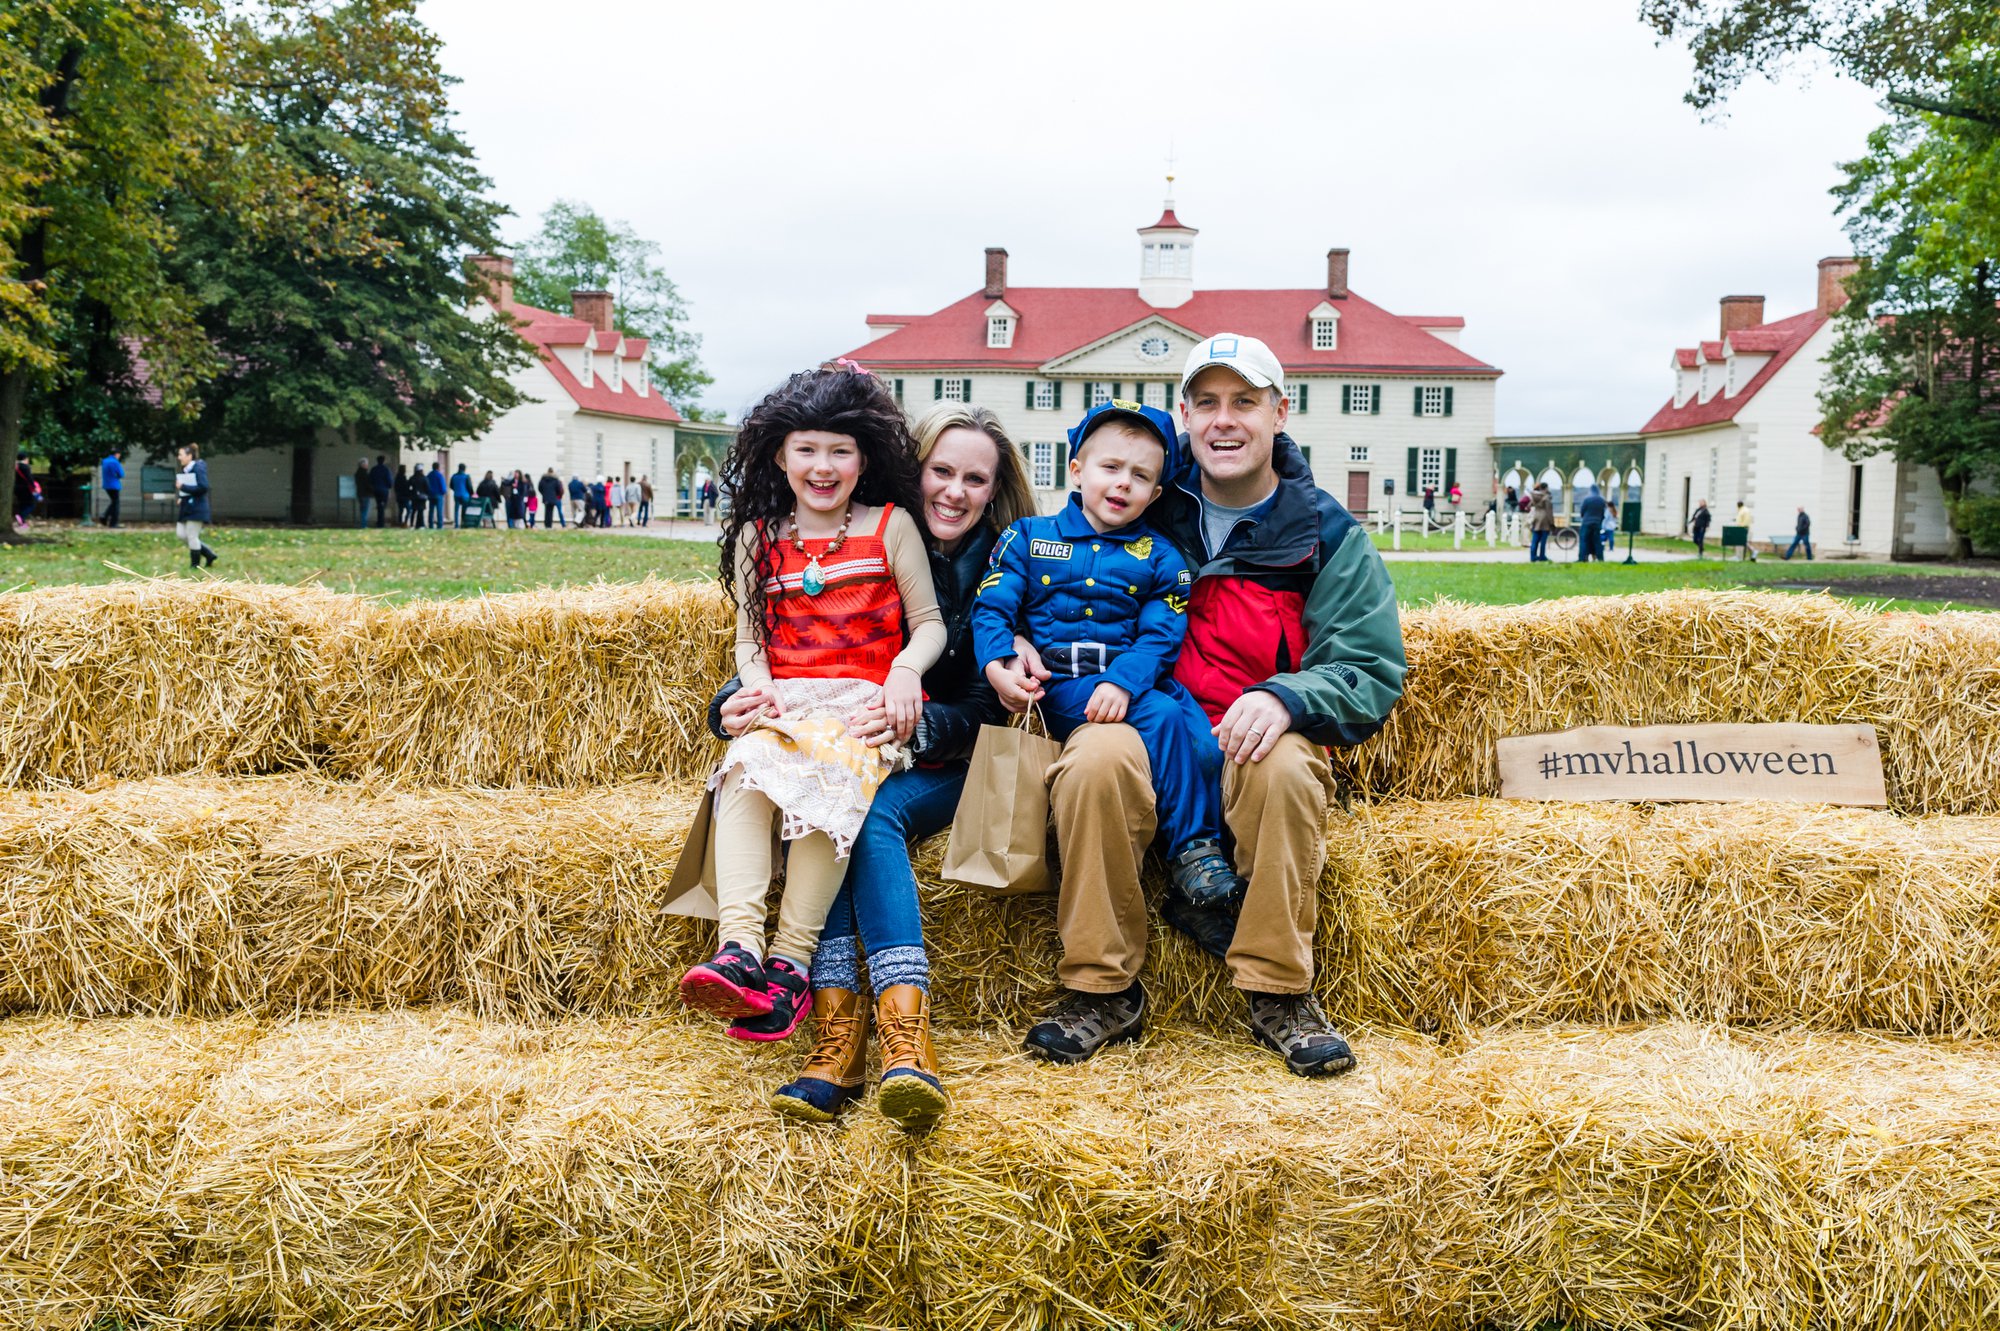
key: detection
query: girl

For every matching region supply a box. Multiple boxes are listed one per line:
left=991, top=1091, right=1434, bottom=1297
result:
left=676, top=363, right=944, bottom=1042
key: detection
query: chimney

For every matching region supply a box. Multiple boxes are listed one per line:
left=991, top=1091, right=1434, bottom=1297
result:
left=1817, top=256, right=1861, bottom=317
left=1327, top=247, right=1350, bottom=300
left=1719, top=295, right=1764, bottom=338
left=570, top=288, right=614, bottom=333
left=984, top=247, right=1008, bottom=299
left=470, top=254, right=513, bottom=307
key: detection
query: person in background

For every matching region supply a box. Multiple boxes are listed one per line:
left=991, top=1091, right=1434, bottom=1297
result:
left=609, top=477, right=626, bottom=527
left=590, top=475, right=609, bottom=527
left=175, top=442, right=217, bottom=568
left=623, top=476, right=640, bottom=527
left=502, top=470, right=526, bottom=529
left=1448, top=481, right=1463, bottom=507
left=392, top=464, right=412, bottom=527
left=354, top=457, right=374, bottom=529
left=638, top=475, right=654, bottom=527
left=1578, top=485, right=1607, bottom=562
left=426, top=462, right=447, bottom=529
left=368, top=455, right=393, bottom=529
left=475, top=469, right=501, bottom=524
left=13, top=459, right=36, bottom=530
left=701, top=476, right=720, bottom=523
left=524, top=476, right=539, bottom=528
left=1734, top=500, right=1758, bottom=561
left=1690, top=499, right=1712, bottom=558
left=1528, top=481, right=1554, bottom=562
left=539, top=468, right=564, bottom=529
left=1784, top=506, right=1813, bottom=561
left=99, top=448, right=125, bottom=528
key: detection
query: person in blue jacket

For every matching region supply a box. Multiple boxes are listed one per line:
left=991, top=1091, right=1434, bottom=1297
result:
left=974, top=399, right=1241, bottom=908
left=99, top=449, right=124, bottom=527
left=175, top=443, right=217, bottom=568
left=425, top=462, right=446, bottom=528
left=449, top=463, right=473, bottom=525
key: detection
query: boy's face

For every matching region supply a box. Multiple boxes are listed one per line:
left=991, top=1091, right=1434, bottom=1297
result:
left=1069, top=423, right=1165, bottom=532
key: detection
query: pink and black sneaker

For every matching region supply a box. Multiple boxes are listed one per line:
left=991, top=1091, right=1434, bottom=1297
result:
left=679, top=942, right=775, bottom=1019
left=726, top=957, right=811, bottom=1042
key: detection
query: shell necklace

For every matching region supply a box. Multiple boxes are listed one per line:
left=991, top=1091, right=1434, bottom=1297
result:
left=789, top=504, right=853, bottom=596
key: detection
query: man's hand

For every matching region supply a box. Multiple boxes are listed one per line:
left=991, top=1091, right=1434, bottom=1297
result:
left=1084, top=681, right=1130, bottom=724
left=720, top=685, right=782, bottom=738
left=1214, top=690, right=1291, bottom=764
left=985, top=657, right=1043, bottom=713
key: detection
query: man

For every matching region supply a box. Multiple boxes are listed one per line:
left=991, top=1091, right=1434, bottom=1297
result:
left=425, top=462, right=447, bottom=529
left=1578, top=486, right=1607, bottom=562
left=368, top=455, right=393, bottom=529
left=1734, top=500, right=1758, bottom=561
left=701, top=476, right=719, bottom=523
left=99, top=448, right=124, bottom=528
left=539, top=468, right=564, bottom=529
left=1784, top=506, right=1813, bottom=561
left=568, top=475, right=587, bottom=526
left=353, top=457, right=374, bottom=528
left=450, top=463, right=473, bottom=525
left=1014, top=333, right=1406, bottom=1078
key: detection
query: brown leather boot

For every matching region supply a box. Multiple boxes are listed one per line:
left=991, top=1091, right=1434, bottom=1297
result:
left=769, top=988, right=869, bottom=1123
left=874, top=985, right=948, bottom=1131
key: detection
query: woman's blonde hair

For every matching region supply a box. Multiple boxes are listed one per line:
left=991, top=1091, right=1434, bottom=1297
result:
left=911, top=401, right=1038, bottom=534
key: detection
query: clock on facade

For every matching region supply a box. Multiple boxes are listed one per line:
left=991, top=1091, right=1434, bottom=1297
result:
left=1138, top=335, right=1172, bottom=360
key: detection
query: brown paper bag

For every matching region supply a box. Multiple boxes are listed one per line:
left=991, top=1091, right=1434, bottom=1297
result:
left=941, top=709, right=1064, bottom=896
left=661, top=785, right=721, bottom=920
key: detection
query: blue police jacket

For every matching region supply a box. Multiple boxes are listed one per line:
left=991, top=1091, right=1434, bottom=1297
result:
left=972, top=491, right=1192, bottom=699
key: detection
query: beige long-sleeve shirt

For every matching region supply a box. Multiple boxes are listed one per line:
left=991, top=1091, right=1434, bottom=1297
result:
left=733, top=504, right=945, bottom=688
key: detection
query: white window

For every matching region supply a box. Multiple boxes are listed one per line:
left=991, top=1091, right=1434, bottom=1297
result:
left=580, top=349, right=593, bottom=386
left=941, top=378, right=966, bottom=402
left=1419, top=385, right=1449, bottom=417
left=1312, top=319, right=1338, bottom=351
left=1349, top=445, right=1370, bottom=463
left=1419, top=447, right=1444, bottom=494
left=1032, top=380, right=1056, bottom=411
left=987, top=316, right=1013, bottom=349
left=1087, top=382, right=1113, bottom=408
left=1343, top=384, right=1379, bottom=415
left=1139, top=335, right=1171, bottom=361
left=1030, top=441, right=1059, bottom=490
left=1141, top=382, right=1167, bottom=410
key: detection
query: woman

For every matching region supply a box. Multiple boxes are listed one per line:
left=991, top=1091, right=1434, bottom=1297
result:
left=1690, top=499, right=1712, bottom=558
left=1528, top=481, right=1554, bottom=562
left=176, top=443, right=217, bottom=568
left=706, top=399, right=1036, bottom=1130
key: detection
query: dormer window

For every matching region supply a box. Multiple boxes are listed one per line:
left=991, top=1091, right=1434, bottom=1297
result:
left=988, top=316, right=1014, bottom=348
left=1313, top=319, right=1338, bottom=350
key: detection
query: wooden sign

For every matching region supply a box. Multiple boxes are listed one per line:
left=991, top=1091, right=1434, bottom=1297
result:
left=1497, top=723, right=1887, bottom=806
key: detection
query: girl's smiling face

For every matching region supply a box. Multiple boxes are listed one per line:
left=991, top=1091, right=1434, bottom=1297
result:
left=780, top=429, right=864, bottom=516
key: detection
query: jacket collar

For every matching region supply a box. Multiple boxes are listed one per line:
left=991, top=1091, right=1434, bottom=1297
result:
left=1052, top=490, right=1147, bottom=542
left=1165, top=431, right=1321, bottom=570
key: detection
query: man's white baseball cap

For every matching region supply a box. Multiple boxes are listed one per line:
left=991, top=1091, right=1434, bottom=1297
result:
left=1180, top=332, right=1286, bottom=396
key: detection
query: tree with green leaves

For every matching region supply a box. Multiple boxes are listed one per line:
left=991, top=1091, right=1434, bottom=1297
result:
left=513, top=200, right=718, bottom=420
left=0, top=0, right=231, bottom=537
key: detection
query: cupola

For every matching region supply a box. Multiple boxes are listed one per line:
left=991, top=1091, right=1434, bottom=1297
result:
left=1137, top=178, right=1197, bottom=308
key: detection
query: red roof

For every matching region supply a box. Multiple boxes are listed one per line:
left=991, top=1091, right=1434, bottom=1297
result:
left=1640, top=308, right=1824, bottom=435
left=501, top=299, right=681, bottom=424
left=1674, top=348, right=1698, bottom=369
left=1700, top=340, right=1724, bottom=361
left=1724, top=329, right=1787, bottom=353
left=841, top=286, right=1498, bottom=376
left=1403, top=316, right=1466, bottom=329
left=1140, top=208, right=1194, bottom=232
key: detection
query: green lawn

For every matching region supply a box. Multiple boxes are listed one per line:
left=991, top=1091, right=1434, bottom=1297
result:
left=3, top=521, right=1993, bottom=613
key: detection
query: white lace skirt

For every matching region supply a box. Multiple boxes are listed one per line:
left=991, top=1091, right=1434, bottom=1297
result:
left=708, top=676, right=911, bottom=857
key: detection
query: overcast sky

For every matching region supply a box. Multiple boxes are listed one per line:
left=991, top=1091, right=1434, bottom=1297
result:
left=421, top=0, right=1885, bottom=434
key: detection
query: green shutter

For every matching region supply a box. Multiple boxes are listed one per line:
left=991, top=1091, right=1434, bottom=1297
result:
left=1414, top=386, right=1424, bottom=415
left=1026, top=380, right=1035, bottom=409
left=1295, top=384, right=1308, bottom=413
left=1164, top=381, right=1174, bottom=410
left=1406, top=449, right=1419, bottom=494
left=1445, top=448, right=1458, bottom=488
left=893, top=378, right=904, bottom=404
left=1052, top=381, right=1062, bottom=411
left=1339, top=384, right=1350, bottom=413
left=1444, top=386, right=1455, bottom=416
left=1112, top=382, right=1122, bottom=401
left=934, top=378, right=944, bottom=400
left=1371, top=385, right=1381, bottom=414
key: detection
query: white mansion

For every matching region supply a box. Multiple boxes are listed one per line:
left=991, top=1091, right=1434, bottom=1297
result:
left=839, top=199, right=1502, bottom=517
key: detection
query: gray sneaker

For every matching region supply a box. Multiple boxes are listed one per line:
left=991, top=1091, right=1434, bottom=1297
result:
left=1246, top=992, right=1357, bottom=1078
left=1023, top=982, right=1146, bottom=1065
left=1168, top=838, right=1246, bottom=910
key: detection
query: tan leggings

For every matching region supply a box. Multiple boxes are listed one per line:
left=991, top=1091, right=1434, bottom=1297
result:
left=710, top=767, right=847, bottom=968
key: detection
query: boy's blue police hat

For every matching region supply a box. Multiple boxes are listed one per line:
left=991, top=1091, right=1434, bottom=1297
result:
left=1066, top=399, right=1180, bottom=471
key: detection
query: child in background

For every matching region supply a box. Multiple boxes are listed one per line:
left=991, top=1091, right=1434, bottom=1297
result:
left=674, top=363, right=945, bottom=1041
left=974, top=401, right=1242, bottom=951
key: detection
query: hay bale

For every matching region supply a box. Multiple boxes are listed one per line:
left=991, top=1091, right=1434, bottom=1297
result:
left=0, top=580, right=362, bottom=787
left=1345, top=591, right=2000, bottom=814
left=319, top=580, right=734, bottom=788
left=161, top=1008, right=549, bottom=1329
left=0, top=1014, right=260, bottom=1330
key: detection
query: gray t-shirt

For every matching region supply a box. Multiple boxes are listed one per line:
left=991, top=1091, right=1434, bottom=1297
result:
left=1200, top=488, right=1277, bottom=559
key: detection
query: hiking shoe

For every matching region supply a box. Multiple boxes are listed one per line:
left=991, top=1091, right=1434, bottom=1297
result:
left=678, top=942, right=774, bottom=1019
left=1246, top=991, right=1357, bottom=1078
left=1168, top=839, right=1246, bottom=910
left=1022, top=982, right=1146, bottom=1065
left=727, top=957, right=811, bottom=1041
left=1160, top=886, right=1238, bottom=962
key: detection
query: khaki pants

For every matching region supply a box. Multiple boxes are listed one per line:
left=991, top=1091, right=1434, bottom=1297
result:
left=1048, top=723, right=1333, bottom=996
left=709, top=767, right=847, bottom=968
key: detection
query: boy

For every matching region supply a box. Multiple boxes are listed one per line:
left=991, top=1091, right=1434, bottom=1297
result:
left=973, top=399, right=1242, bottom=908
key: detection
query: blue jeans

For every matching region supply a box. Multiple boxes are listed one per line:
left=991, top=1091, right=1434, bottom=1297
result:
left=428, top=496, right=443, bottom=528
left=356, top=496, right=370, bottom=529
left=1529, top=529, right=1549, bottom=561
left=1785, top=535, right=1813, bottom=560
left=1581, top=526, right=1602, bottom=561
left=808, top=762, right=967, bottom=995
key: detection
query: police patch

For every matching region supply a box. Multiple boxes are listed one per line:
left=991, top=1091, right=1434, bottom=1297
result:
left=1177, top=568, right=1192, bottom=586
left=1029, top=539, right=1073, bottom=560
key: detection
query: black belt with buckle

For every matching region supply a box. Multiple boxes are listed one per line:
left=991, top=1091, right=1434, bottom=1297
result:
left=1044, top=642, right=1121, bottom=678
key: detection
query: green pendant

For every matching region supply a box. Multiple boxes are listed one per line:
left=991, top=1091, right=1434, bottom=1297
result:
left=801, top=557, right=826, bottom=596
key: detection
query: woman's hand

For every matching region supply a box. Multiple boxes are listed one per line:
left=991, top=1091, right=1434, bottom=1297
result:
left=846, top=699, right=898, bottom=748
left=720, top=684, right=780, bottom=737
left=882, top=666, right=923, bottom=740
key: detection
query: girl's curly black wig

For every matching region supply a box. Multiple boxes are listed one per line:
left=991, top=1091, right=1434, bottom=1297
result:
left=718, top=365, right=922, bottom=645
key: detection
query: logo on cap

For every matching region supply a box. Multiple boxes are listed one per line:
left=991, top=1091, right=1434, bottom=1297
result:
left=1210, top=337, right=1239, bottom=359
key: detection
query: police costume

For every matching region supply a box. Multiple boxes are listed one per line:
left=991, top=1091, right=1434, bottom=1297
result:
left=971, top=400, right=1222, bottom=860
